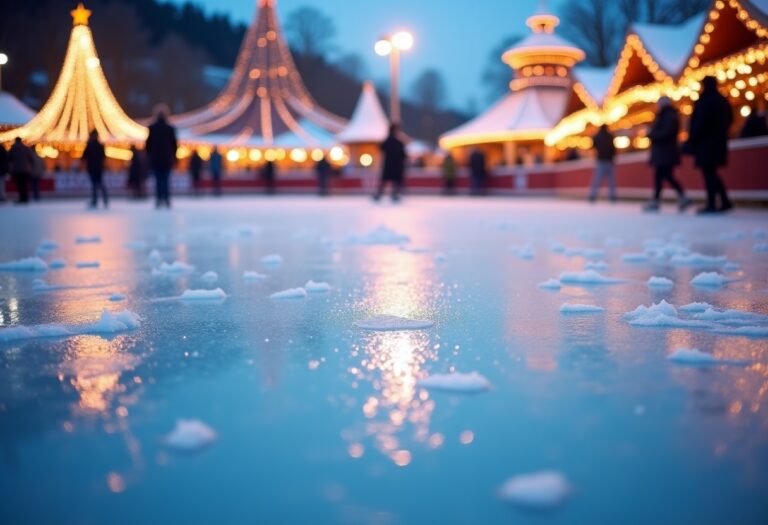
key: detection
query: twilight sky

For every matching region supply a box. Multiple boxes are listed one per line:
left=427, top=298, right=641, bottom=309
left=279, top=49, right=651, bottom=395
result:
left=170, top=0, right=542, bottom=113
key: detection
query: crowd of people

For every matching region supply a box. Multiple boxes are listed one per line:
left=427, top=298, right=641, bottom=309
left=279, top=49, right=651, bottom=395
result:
left=0, top=78, right=765, bottom=209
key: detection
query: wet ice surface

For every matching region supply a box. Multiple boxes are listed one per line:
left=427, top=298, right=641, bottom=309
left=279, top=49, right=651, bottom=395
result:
left=0, top=197, right=767, bottom=525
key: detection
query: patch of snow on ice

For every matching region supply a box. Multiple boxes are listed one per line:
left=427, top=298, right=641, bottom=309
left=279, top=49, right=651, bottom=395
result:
left=690, top=272, right=728, bottom=288
left=269, top=287, right=307, bottom=300
left=261, top=254, right=284, bottom=267
left=243, top=271, right=267, bottom=281
left=147, top=250, right=162, bottom=266
left=1, top=310, right=141, bottom=342
left=109, top=294, right=126, bottom=302
left=560, top=303, right=604, bottom=313
left=354, top=315, right=434, bottom=331
left=417, top=371, right=491, bottom=392
left=179, top=288, right=227, bottom=301
left=538, top=279, right=562, bottom=290
left=201, top=271, right=219, bottom=284
left=498, top=471, right=571, bottom=509
left=559, top=270, right=623, bottom=285
left=49, top=259, right=66, bottom=269
left=162, top=419, right=217, bottom=452
left=667, top=348, right=718, bottom=364
left=305, top=280, right=331, bottom=293
left=679, top=302, right=712, bottom=313
left=647, top=276, right=674, bottom=288
left=670, top=253, right=727, bottom=266
left=0, top=257, right=48, bottom=271
left=157, top=261, right=195, bottom=274
left=622, top=252, right=650, bottom=264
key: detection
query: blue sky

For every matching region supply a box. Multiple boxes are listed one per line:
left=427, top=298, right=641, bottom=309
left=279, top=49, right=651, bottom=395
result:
left=170, top=0, right=541, bottom=112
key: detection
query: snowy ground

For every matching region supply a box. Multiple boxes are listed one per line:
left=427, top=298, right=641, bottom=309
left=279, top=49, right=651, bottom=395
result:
left=1, top=197, right=767, bottom=525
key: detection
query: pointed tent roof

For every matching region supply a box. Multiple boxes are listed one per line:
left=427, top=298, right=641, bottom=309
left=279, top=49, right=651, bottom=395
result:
left=173, top=0, right=346, bottom=148
left=572, top=67, right=613, bottom=106
left=633, top=13, right=706, bottom=77
left=336, top=81, right=389, bottom=144
left=0, top=4, right=147, bottom=145
left=0, top=92, right=35, bottom=129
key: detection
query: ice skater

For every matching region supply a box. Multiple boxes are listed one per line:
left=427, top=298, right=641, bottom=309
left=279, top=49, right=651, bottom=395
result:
left=685, top=76, right=734, bottom=214
left=145, top=105, right=178, bottom=209
left=469, top=147, right=488, bottom=196
left=588, top=124, right=617, bottom=202
left=209, top=147, right=223, bottom=196
left=189, top=149, right=203, bottom=196
left=374, top=124, right=406, bottom=202
left=644, top=97, right=691, bottom=212
left=82, top=131, right=108, bottom=208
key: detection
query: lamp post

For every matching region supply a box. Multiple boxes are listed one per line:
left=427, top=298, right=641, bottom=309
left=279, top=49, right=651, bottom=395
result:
left=0, top=53, right=8, bottom=91
left=374, top=31, right=413, bottom=125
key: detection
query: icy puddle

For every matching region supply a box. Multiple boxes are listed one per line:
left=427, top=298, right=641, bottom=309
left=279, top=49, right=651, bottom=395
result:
left=0, top=197, right=767, bottom=525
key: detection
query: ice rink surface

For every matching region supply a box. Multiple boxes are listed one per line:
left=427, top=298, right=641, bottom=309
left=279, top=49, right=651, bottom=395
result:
left=1, top=197, right=767, bottom=525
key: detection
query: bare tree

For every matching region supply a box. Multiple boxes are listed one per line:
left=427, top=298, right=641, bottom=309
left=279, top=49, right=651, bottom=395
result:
left=285, top=6, right=336, bottom=58
left=481, top=35, right=522, bottom=103
left=618, top=0, right=709, bottom=25
left=559, top=0, right=623, bottom=67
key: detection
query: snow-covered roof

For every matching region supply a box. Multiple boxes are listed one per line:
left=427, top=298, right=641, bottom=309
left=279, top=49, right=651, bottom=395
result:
left=572, top=67, right=613, bottom=106
left=0, top=91, right=35, bottom=128
left=632, top=13, right=706, bottom=76
left=440, top=87, right=570, bottom=148
left=336, top=81, right=389, bottom=144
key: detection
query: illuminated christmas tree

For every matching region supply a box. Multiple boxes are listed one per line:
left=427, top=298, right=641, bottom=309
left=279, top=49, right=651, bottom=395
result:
left=173, top=0, right=346, bottom=148
left=0, top=4, right=148, bottom=146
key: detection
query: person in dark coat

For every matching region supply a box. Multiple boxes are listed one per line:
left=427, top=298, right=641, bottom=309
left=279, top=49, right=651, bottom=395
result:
left=685, top=76, right=734, bottom=213
left=645, top=97, right=691, bottom=212
left=82, top=130, right=108, bottom=208
left=739, top=107, right=767, bottom=138
left=0, top=143, right=8, bottom=202
left=316, top=155, right=332, bottom=196
left=441, top=153, right=456, bottom=195
left=469, top=148, right=488, bottom=196
left=30, top=148, right=44, bottom=201
left=374, top=124, right=406, bottom=201
left=188, top=149, right=203, bottom=196
left=261, top=160, right=276, bottom=194
left=209, top=147, right=223, bottom=196
left=8, top=137, right=35, bottom=204
left=127, top=145, right=147, bottom=199
left=145, top=105, right=178, bottom=208
left=588, top=124, right=617, bottom=202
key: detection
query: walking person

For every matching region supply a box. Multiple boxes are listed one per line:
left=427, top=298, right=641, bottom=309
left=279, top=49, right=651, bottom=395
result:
left=644, top=97, right=692, bottom=212
left=316, top=154, right=332, bottom=196
left=261, top=159, right=276, bottom=195
left=441, top=152, right=456, bottom=195
left=374, top=124, right=406, bottom=202
left=189, top=149, right=204, bottom=196
left=686, top=76, right=734, bottom=214
left=588, top=124, right=617, bottom=202
left=0, top=143, right=8, bottom=202
left=8, top=137, right=35, bottom=204
left=145, top=105, right=178, bottom=208
left=82, top=130, right=108, bottom=209
left=127, top=145, right=146, bottom=199
left=469, top=148, right=487, bottom=196
left=209, top=147, right=223, bottom=196
left=30, top=147, right=45, bottom=201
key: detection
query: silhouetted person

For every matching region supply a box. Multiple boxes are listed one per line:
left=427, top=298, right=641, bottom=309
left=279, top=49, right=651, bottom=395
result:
left=645, top=97, right=691, bottom=212
left=209, top=148, right=223, bottom=196
left=589, top=124, right=617, bottom=202
left=145, top=105, right=178, bottom=208
left=9, top=137, right=35, bottom=204
left=374, top=124, right=406, bottom=201
left=30, top=148, right=44, bottom=201
left=127, top=145, right=147, bottom=199
left=469, top=148, right=487, bottom=196
left=686, top=76, right=734, bottom=214
left=261, top=160, right=276, bottom=194
left=189, top=149, right=203, bottom=196
left=442, top=153, right=456, bottom=195
left=0, top=143, right=9, bottom=202
left=316, top=155, right=332, bottom=196
left=82, top=130, right=108, bottom=209
left=739, top=107, right=767, bottom=138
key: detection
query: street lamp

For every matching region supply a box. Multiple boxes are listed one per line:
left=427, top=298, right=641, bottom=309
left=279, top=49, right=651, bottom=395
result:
left=0, top=53, right=7, bottom=91
left=374, top=31, right=413, bottom=125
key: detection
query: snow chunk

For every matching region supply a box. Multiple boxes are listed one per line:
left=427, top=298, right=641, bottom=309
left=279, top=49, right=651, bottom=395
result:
left=679, top=302, right=712, bottom=313
left=559, top=270, right=623, bottom=285
left=0, top=310, right=141, bottom=342
left=260, top=254, right=284, bottom=267
left=498, top=471, right=571, bottom=509
left=670, top=253, right=727, bottom=266
left=179, top=288, right=227, bottom=301
left=82, top=310, right=141, bottom=334
left=269, top=287, right=307, bottom=300
left=0, top=324, right=71, bottom=342
left=147, top=249, right=162, bottom=265
left=162, top=419, right=217, bottom=452
left=49, top=259, right=66, bottom=269
left=243, top=271, right=267, bottom=281
left=348, top=225, right=410, bottom=245
left=667, top=348, right=718, bottom=364
left=305, top=280, right=331, bottom=293
left=354, top=315, right=434, bottom=331
left=76, top=261, right=100, bottom=269
left=538, top=279, right=562, bottom=290
left=694, top=307, right=768, bottom=324
left=690, top=272, right=728, bottom=288
left=0, top=256, right=48, bottom=271
left=201, top=271, right=219, bottom=284
left=647, top=276, right=674, bottom=288
left=157, top=261, right=195, bottom=274
left=109, top=294, right=126, bottom=302
left=560, top=303, right=604, bottom=314
left=75, top=235, right=101, bottom=244
left=417, top=371, right=491, bottom=393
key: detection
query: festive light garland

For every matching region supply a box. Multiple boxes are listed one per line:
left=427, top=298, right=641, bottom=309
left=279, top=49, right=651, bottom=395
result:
left=0, top=4, right=147, bottom=147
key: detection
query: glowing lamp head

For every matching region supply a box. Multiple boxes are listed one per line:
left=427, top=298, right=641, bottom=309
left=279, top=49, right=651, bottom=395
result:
left=391, top=31, right=414, bottom=51
left=226, top=149, right=240, bottom=162
left=375, top=39, right=392, bottom=56
left=0, top=53, right=8, bottom=66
